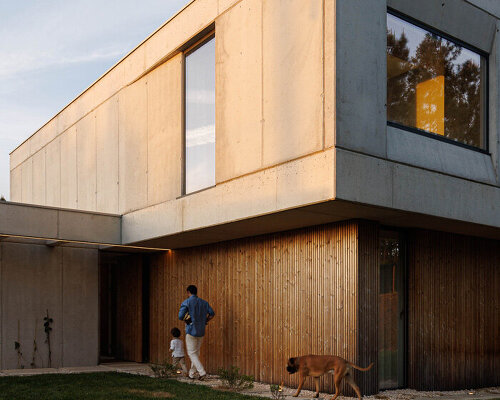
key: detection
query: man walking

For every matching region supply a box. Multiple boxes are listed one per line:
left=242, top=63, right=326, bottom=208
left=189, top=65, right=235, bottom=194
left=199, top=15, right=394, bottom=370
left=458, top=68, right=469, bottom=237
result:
left=178, top=285, right=215, bottom=380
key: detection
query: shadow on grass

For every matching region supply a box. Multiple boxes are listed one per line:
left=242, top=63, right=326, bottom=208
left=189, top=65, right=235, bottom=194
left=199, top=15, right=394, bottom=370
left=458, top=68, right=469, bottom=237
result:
left=0, top=372, right=267, bottom=400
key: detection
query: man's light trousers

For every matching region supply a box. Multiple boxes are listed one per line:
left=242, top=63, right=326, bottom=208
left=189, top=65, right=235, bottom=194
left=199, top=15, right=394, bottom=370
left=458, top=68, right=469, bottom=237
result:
left=186, top=334, right=206, bottom=378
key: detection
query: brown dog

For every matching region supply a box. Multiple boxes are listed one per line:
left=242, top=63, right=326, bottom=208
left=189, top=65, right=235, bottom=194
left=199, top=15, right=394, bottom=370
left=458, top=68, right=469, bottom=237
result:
left=286, top=355, right=373, bottom=400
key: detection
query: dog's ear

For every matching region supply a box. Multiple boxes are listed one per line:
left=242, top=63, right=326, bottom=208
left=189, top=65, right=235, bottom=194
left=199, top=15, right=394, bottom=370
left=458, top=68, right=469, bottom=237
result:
left=289, top=357, right=295, bottom=365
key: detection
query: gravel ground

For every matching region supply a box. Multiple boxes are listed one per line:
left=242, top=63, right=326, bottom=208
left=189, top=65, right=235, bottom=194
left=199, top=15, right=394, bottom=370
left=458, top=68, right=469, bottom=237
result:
left=174, top=374, right=500, bottom=400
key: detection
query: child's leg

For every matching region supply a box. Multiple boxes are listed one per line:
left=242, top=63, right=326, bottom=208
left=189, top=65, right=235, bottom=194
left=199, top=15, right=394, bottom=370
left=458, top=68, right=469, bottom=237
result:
left=179, top=357, right=188, bottom=374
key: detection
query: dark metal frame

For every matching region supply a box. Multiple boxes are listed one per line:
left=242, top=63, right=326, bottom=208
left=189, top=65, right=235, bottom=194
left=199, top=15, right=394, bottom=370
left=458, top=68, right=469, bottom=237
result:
left=387, top=8, right=489, bottom=154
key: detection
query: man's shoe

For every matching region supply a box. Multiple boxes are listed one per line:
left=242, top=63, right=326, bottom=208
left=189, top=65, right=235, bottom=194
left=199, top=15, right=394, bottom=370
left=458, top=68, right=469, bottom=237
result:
left=188, top=375, right=196, bottom=380
left=198, top=374, right=206, bottom=381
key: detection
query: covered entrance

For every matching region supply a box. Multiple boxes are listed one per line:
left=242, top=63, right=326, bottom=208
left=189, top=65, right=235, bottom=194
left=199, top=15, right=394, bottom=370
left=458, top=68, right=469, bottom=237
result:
left=99, top=252, right=156, bottom=363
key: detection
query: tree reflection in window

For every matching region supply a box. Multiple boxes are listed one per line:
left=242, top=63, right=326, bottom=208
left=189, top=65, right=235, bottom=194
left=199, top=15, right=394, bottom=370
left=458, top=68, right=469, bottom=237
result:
left=387, top=13, right=485, bottom=149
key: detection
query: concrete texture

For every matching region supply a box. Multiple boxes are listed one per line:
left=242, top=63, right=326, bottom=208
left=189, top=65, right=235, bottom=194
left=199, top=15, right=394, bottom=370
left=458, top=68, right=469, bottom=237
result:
left=0, top=202, right=121, bottom=245
left=0, top=243, right=99, bottom=369
left=335, top=0, right=387, bottom=157
left=262, top=0, right=323, bottom=166
left=96, top=97, right=119, bottom=214
left=388, top=0, right=496, bottom=53
left=76, top=112, right=97, bottom=212
left=489, top=19, right=500, bottom=188
left=1, top=242, right=63, bottom=369
left=60, top=126, right=78, bottom=209
left=336, top=148, right=500, bottom=229
left=387, top=126, right=497, bottom=185
left=20, top=158, right=33, bottom=204
left=215, top=0, right=262, bottom=182
left=45, top=138, right=61, bottom=207
left=61, top=248, right=98, bottom=367
left=122, top=149, right=335, bottom=244
left=324, top=0, right=335, bottom=150
left=7, top=0, right=500, bottom=244
left=9, top=166, right=21, bottom=203
left=118, top=79, right=148, bottom=214
left=32, top=150, right=46, bottom=205
left=469, top=0, right=500, bottom=19
left=146, top=54, right=182, bottom=206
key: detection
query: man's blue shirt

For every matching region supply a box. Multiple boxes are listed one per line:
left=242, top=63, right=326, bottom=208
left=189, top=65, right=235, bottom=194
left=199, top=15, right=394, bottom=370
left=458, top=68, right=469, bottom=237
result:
left=178, top=295, right=215, bottom=337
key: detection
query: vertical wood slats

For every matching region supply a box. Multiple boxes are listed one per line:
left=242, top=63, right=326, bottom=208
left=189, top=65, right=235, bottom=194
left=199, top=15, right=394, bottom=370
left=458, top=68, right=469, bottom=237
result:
left=148, top=221, right=378, bottom=394
left=358, top=222, right=379, bottom=394
left=114, top=255, right=143, bottom=362
left=408, top=229, right=500, bottom=390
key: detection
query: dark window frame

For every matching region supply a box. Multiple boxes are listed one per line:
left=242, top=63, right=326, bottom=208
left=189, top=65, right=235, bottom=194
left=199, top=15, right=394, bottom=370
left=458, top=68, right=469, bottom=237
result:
left=181, top=31, right=216, bottom=196
left=387, top=8, right=489, bottom=154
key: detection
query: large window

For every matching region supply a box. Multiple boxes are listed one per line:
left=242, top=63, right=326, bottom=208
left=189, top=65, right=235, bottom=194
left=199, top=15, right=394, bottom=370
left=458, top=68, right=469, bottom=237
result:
left=184, top=35, right=215, bottom=194
left=387, top=12, right=487, bottom=150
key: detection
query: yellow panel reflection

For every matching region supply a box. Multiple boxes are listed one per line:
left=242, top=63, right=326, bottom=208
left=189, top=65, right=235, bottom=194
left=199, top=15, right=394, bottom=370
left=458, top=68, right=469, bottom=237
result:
left=416, top=76, right=444, bottom=135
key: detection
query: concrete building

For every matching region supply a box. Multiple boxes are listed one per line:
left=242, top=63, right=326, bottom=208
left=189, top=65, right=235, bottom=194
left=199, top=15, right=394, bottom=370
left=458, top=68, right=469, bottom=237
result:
left=1, top=0, right=499, bottom=395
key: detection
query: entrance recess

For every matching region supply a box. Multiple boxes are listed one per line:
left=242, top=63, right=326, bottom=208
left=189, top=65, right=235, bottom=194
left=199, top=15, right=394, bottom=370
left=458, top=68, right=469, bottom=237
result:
left=99, top=252, right=150, bottom=363
left=378, top=231, right=406, bottom=389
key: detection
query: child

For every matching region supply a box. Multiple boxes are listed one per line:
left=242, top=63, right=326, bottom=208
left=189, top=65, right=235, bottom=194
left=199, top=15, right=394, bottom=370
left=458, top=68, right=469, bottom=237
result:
left=170, top=327, right=187, bottom=375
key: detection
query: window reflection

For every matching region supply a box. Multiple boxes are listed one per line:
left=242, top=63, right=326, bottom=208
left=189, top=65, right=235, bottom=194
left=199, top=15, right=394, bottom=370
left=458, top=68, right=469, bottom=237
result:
left=185, top=36, right=215, bottom=194
left=387, top=13, right=485, bottom=149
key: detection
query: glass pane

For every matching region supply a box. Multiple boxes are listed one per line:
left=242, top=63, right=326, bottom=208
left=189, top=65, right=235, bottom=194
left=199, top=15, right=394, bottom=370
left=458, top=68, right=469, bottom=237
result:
left=379, top=232, right=404, bottom=389
left=387, top=13, right=485, bottom=149
left=185, top=37, right=215, bottom=194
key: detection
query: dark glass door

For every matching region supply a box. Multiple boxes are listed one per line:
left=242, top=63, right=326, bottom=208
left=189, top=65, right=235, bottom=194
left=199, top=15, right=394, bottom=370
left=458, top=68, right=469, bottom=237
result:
left=379, top=231, right=406, bottom=389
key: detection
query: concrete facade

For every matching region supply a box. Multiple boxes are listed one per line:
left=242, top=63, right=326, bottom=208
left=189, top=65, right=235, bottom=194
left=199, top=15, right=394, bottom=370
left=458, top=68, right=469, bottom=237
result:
left=3, top=0, right=500, bottom=392
left=8, top=0, right=500, bottom=249
left=0, top=242, right=99, bottom=369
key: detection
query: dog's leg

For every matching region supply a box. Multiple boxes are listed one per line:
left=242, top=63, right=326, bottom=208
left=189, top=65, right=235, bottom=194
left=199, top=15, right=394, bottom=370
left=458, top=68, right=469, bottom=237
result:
left=329, top=373, right=343, bottom=400
left=344, top=374, right=362, bottom=400
left=313, top=377, right=320, bottom=398
left=293, top=375, right=306, bottom=397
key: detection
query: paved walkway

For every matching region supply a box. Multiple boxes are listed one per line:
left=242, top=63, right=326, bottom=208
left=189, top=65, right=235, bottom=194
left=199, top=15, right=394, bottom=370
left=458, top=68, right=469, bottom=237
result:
left=0, top=362, right=499, bottom=400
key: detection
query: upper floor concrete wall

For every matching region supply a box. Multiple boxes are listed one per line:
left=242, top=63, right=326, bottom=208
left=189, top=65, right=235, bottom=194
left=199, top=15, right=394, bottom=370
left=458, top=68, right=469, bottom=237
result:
left=335, top=0, right=500, bottom=229
left=9, top=0, right=500, bottom=242
left=9, top=0, right=334, bottom=219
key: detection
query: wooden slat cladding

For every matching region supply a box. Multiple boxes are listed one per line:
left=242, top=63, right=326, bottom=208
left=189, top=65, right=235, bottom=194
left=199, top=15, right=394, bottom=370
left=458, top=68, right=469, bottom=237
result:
left=357, top=222, right=379, bottom=394
left=114, top=254, right=143, bottom=362
left=148, top=221, right=378, bottom=394
left=408, top=229, right=500, bottom=390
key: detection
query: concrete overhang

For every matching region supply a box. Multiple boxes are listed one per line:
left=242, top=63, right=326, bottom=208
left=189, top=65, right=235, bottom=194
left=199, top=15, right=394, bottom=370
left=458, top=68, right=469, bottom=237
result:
left=0, top=201, right=121, bottom=244
left=0, top=201, right=172, bottom=253
left=125, top=199, right=500, bottom=250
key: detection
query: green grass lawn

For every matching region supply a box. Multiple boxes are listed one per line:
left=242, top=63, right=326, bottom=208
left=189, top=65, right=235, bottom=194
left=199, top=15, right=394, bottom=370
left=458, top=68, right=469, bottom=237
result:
left=0, top=372, right=268, bottom=400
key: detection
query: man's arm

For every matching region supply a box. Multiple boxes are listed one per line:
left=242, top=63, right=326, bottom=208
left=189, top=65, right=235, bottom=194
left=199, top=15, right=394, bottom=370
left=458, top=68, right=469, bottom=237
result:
left=206, top=303, right=215, bottom=322
left=179, top=301, right=188, bottom=321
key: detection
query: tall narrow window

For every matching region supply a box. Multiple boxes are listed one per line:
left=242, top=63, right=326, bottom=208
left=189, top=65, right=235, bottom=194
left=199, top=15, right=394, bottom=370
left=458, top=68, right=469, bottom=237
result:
left=387, top=12, right=487, bottom=150
left=184, top=35, right=215, bottom=194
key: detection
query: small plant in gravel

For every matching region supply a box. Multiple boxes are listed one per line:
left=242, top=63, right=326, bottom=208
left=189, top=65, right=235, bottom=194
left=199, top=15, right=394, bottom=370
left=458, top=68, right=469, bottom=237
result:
left=150, top=361, right=178, bottom=378
left=217, top=366, right=254, bottom=391
left=269, top=382, right=285, bottom=400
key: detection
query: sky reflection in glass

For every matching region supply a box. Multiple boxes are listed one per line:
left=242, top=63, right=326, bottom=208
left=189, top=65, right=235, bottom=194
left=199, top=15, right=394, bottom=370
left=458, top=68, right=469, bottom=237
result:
left=185, top=37, right=215, bottom=194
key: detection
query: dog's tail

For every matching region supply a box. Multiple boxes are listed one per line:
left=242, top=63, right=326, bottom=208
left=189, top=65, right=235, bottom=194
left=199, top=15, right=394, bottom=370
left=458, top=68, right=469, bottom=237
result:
left=349, top=362, right=374, bottom=372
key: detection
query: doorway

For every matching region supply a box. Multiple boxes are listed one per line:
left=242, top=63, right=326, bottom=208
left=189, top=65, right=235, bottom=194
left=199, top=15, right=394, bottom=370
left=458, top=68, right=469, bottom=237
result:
left=378, top=231, right=406, bottom=389
left=99, top=252, right=150, bottom=363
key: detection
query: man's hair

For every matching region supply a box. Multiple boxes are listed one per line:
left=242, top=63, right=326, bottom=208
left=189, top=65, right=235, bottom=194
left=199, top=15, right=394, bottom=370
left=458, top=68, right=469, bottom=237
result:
left=171, top=327, right=181, bottom=337
left=186, top=285, right=197, bottom=295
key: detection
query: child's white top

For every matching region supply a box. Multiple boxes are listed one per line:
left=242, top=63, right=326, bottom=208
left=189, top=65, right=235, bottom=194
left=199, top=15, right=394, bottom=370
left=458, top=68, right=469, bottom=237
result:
left=170, top=338, right=184, bottom=357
